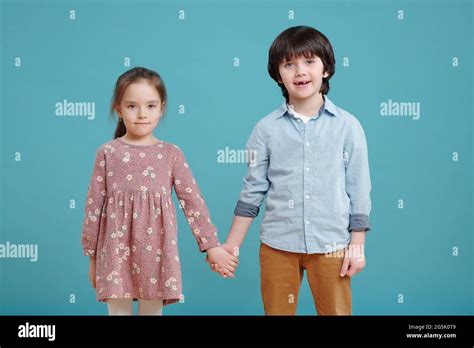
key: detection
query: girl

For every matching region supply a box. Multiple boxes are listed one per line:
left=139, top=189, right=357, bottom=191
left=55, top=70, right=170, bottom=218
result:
left=81, top=67, right=237, bottom=315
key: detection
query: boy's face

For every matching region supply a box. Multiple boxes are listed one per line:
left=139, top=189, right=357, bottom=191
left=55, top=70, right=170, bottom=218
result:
left=278, top=55, right=329, bottom=103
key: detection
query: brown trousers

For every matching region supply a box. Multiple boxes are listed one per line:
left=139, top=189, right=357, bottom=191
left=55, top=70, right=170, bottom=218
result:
left=259, top=242, right=352, bottom=315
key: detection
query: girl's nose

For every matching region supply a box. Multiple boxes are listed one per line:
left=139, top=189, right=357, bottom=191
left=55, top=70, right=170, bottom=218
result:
left=138, top=109, right=148, bottom=119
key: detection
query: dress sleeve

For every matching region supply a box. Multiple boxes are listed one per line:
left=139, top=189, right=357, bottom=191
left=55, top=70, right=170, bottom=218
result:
left=172, top=146, right=220, bottom=252
left=81, top=147, right=107, bottom=257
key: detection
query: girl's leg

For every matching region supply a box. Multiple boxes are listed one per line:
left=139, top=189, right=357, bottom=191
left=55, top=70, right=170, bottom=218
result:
left=138, top=299, right=164, bottom=315
left=106, top=298, right=133, bottom=315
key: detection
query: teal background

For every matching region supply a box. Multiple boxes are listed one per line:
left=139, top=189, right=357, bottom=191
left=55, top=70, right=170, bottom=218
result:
left=0, top=0, right=472, bottom=315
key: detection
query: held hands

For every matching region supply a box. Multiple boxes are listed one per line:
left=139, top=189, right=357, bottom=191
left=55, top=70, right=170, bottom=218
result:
left=206, top=244, right=239, bottom=279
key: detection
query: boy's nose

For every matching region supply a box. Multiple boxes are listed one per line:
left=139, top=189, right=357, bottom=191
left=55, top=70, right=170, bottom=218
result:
left=295, top=65, right=306, bottom=76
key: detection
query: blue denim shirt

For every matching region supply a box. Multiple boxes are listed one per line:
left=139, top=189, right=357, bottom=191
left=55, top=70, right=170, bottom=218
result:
left=234, top=95, right=372, bottom=254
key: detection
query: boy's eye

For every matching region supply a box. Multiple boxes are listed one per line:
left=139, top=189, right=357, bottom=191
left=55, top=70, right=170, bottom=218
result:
left=127, top=105, right=136, bottom=109
left=148, top=105, right=157, bottom=108
left=306, top=59, right=315, bottom=64
left=285, top=62, right=294, bottom=68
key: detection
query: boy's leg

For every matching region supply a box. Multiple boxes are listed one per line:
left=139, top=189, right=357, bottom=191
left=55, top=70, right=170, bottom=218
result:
left=303, top=249, right=352, bottom=315
left=106, top=298, right=133, bottom=315
left=138, top=299, right=164, bottom=315
left=259, top=243, right=303, bottom=315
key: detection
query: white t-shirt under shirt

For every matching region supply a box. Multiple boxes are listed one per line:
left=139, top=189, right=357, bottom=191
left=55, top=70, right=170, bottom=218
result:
left=287, top=103, right=324, bottom=124
left=291, top=109, right=313, bottom=124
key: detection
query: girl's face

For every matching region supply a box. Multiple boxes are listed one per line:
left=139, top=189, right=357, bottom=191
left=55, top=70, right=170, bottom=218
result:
left=117, top=80, right=163, bottom=140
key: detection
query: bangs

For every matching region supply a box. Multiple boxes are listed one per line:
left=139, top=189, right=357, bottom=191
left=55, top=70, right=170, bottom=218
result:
left=275, top=37, right=323, bottom=64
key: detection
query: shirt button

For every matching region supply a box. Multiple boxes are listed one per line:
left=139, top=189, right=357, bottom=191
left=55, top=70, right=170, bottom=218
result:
left=305, top=220, right=310, bottom=225
left=305, top=195, right=310, bottom=199
left=305, top=167, right=310, bottom=171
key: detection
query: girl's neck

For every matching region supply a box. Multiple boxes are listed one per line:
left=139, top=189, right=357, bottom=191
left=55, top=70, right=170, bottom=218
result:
left=120, top=133, right=159, bottom=146
left=288, top=93, right=325, bottom=117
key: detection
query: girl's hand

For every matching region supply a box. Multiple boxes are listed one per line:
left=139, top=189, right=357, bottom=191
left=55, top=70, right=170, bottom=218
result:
left=89, top=257, right=97, bottom=288
left=206, top=246, right=238, bottom=279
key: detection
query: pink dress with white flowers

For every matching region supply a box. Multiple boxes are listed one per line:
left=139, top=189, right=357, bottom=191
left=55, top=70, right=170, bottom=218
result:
left=81, top=138, right=219, bottom=305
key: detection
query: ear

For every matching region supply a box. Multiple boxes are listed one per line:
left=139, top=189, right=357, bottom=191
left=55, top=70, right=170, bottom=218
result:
left=159, top=102, right=165, bottom=117
left=323, top=71, right=329, bottom=79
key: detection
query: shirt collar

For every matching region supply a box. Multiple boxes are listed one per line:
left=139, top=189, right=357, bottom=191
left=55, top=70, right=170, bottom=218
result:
left=276, top=95, right=337, bottom=119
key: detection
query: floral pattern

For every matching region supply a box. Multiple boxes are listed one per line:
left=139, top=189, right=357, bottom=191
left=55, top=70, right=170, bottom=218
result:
left=82, top=138, right=219, bottom=305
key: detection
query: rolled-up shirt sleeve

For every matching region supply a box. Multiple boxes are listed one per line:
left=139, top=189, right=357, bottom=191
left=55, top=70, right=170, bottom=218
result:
left=234, top=121, right=270, bottom=218
left=344, top=117, right=372, bottom=232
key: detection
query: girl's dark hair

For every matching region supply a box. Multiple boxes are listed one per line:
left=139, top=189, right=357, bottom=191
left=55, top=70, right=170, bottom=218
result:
left=110, top=67, right=167, bottom=139
left=268, top=26, right=336, bottom=103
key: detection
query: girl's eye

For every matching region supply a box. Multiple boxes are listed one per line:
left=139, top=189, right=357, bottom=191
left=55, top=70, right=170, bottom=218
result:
left=306, top=59, right=315, bottom=64
left=127, top=105, right=136, bottom=109
left=148, top=105, right=157, bottom=108
left=285, top=62, right=293, bottom=68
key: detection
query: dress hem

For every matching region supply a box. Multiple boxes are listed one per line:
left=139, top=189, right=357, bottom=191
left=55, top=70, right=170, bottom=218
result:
left=99, top=296, right=180, bottom=306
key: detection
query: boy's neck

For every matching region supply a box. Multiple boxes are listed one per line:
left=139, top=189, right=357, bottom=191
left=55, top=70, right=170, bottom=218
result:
left=288, top=93, right=325, bottom=117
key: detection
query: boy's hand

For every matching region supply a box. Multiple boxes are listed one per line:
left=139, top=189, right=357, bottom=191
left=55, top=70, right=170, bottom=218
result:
left=206, top=246, right=239, bottom=279
left=340, top=231, right=366, bottom=278
left=209, top=243, right=239, bottom=277
left=89, top=257, right=97, bottom=288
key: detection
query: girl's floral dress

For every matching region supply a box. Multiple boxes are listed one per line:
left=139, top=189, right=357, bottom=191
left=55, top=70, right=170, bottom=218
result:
left=81, top=138, right=219, bottom=305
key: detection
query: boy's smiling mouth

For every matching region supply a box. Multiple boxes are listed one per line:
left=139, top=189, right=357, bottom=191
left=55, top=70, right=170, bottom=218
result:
left=294, top=80, right=311, bottom=85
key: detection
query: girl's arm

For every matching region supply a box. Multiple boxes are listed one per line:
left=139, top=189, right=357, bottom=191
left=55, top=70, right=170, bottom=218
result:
left=171, top=146, right=220, bottom=252
left=82, top=147, right=107, bottom=258
left=172, top=146, right=237, bottom=276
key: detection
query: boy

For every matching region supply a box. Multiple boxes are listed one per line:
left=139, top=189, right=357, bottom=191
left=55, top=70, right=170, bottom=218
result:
left=213, top=26, right=371, bottom=315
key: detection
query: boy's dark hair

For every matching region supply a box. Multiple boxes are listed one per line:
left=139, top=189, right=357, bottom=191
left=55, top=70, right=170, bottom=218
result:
left=268, top=26, right=336, bottom=103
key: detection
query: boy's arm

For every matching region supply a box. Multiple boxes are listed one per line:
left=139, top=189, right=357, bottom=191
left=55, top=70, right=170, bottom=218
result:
left=340, top=117, right=371, bottom=278
left=344, top=117, right=372, bottom=233
left=226, top=121, right=270, bottom=251
left=222, top=216, right=254, bottom=253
